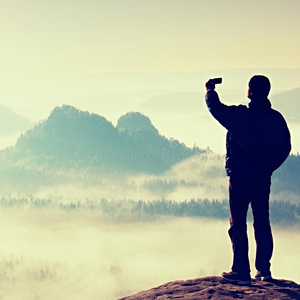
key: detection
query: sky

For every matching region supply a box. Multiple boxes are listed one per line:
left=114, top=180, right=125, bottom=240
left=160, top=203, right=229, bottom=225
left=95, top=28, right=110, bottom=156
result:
left=0, top=0, right=299, bottom=75
left=0, top=0, right=299, bottom=153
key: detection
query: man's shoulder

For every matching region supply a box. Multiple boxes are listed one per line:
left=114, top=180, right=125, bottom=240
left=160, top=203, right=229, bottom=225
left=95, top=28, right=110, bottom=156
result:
left=269, top=108, right=288, bottom=122
left=270, top=107, right=283, bottom=116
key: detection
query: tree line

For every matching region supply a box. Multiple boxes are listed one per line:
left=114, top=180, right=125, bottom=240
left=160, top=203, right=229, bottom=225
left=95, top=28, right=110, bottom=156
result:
left=0, top=197, right=299, bottom=227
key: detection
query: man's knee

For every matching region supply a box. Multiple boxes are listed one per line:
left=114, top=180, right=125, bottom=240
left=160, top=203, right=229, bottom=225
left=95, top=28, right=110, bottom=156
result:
left=252, top=205, right=270, bottom=227
left=253, top=216, right=271, bottom=231
left=253, top=221, right=272, bottom=241
left=228, top=223, right=247, bottom=239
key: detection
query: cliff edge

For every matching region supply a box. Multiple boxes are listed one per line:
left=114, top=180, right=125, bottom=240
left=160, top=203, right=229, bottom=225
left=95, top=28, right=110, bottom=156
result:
left=119, top=276, right=300, bottom=300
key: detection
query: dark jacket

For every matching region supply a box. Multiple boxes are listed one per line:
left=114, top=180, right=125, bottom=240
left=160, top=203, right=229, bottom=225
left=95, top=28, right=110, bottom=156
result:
left=205, top=90, right=291, bottom=176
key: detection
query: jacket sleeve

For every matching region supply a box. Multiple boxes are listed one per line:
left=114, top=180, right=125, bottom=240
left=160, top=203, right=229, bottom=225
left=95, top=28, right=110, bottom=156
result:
left=205, top=90, right=246, bottom=132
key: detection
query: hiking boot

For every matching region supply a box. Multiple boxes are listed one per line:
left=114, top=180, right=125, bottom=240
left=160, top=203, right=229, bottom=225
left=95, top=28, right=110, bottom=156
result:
left=255, top=270, right=273, bottom=281
left=222, top=271, right=251, bottom=285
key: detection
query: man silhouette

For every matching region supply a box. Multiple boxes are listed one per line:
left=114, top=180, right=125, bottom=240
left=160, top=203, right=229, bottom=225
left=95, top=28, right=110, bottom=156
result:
left=205, top=75, right=291, bottom=285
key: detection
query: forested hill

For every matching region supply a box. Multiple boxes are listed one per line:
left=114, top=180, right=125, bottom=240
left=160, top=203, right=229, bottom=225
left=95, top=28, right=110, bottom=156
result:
left=272, top=87, right=300, bottom=123
left=6, top=105, right=205, bottom=173
left=272, top=154, right=300, bottom=196
left=0, top=104, right=299, bottom=200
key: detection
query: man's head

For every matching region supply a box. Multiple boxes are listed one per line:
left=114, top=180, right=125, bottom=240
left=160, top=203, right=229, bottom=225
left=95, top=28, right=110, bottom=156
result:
left=248, top=75, right=271, bottom=99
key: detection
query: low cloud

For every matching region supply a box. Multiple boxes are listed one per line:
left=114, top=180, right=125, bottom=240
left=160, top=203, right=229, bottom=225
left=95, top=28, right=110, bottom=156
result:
left=0, top=206, right=298, bottom=299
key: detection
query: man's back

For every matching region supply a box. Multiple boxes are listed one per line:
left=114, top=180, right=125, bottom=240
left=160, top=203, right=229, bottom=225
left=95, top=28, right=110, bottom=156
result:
left=205, top=89, right=291, bottom=176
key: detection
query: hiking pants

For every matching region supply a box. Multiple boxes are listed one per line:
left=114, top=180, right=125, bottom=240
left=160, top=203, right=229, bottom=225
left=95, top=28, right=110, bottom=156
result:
left=228, top=174, right=273, bottom=275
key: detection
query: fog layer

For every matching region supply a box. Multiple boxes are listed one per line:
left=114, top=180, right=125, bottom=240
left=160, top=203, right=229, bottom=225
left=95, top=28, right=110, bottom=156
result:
left=0, top=206, right=298, bottom=300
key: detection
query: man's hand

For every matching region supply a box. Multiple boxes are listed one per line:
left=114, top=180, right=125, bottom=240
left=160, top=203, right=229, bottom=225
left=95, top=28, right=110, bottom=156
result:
left=205, top=79, right=215, bottom=91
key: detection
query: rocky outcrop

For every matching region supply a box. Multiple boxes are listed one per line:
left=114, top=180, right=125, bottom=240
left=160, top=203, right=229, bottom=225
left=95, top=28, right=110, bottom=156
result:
left=119, top=276, right=300, bottom=300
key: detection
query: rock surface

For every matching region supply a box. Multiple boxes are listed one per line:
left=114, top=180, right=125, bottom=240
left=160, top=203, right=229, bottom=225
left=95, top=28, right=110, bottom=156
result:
left=119, top=276, right=300, bottom=300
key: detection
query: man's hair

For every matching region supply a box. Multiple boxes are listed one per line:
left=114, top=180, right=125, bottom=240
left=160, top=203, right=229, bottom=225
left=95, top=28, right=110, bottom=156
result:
left=249, top=75, right=271, bottom=97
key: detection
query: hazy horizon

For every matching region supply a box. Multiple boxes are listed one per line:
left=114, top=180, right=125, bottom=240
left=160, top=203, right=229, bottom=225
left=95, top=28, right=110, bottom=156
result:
left=0, top=0, right=300, bottom=154
left=1, top=80, right=300, bottom=155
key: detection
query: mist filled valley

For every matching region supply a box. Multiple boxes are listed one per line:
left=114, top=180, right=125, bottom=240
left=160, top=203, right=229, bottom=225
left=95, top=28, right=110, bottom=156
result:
left=0, top=207, right=299, bottom=300
left=0, top=91, right=299, bottom=299
left=0, top=0, right=300, bottom=298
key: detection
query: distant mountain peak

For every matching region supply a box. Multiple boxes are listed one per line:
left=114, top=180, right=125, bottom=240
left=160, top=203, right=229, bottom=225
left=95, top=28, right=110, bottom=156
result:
left=10, top=105, right=206, bottom=174
left=117, top=112, right=159, bottom=135
left=0, top=103, right=32, bottom=136
left=49, top=104, right=105, bottom=120
left=15, top=104, right=117, bottom=160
